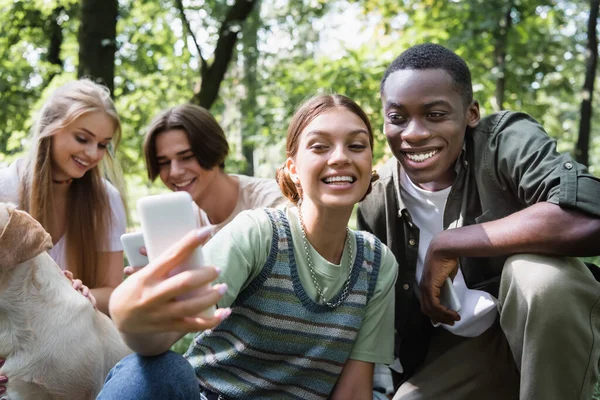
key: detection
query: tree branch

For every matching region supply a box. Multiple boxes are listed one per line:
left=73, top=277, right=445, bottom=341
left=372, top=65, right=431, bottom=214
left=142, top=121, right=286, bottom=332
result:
left=174, top=0, right=208, bottom=76
left=192, top=0, right=259, bottom=109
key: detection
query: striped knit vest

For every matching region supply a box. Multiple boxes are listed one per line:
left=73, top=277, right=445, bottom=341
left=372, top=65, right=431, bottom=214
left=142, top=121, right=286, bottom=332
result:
left=185, top=208, right=383, bottom=400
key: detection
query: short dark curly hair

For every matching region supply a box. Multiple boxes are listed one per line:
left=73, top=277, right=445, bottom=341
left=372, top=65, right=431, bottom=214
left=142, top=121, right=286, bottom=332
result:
left=381, top=43, right=473, bottom=106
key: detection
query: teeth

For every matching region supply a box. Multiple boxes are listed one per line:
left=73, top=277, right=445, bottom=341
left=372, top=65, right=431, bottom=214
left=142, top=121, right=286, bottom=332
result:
left=405, top=150, right=439, bottom=162
left=173, top=180, right=193, bottom=188
left=73, top=157, right=89, bottom=166
left=324, top=175, right=354, bottom=184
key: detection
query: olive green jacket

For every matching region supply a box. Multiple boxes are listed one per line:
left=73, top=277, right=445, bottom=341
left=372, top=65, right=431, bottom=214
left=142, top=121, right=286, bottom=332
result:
left=357, top=111, right=600, bottom=381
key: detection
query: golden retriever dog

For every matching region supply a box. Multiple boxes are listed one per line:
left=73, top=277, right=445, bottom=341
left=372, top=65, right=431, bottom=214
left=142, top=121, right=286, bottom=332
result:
left=0, top=203, right=130, bottom=400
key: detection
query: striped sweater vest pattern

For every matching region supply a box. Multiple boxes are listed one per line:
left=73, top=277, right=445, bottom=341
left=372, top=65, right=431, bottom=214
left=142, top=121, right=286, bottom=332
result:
left=185, top=208, right=383, bottom=399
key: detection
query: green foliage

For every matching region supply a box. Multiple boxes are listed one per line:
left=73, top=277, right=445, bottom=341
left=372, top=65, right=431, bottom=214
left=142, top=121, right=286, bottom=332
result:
left=0, top=0, right=598, bottom=188
left=114, top=1, right=198, bottom=180
left=0, top=0, right=74, bottom=160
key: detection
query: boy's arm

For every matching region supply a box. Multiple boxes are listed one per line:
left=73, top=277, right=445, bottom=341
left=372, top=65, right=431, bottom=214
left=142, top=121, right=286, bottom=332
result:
left=420, top=201, right=600, bottom=325
left=330, top=360, right=374, bottom=400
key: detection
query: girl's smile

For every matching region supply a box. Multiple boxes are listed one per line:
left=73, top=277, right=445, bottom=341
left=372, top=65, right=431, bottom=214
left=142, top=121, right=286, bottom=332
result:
left=287, top=107, right=373, bottom=210
left=51, top=111, right=114, bottom=181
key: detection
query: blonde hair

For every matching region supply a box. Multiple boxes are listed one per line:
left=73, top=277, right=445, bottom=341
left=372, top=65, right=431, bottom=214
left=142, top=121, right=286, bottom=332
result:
left=19, top=79, right=127, bottom=287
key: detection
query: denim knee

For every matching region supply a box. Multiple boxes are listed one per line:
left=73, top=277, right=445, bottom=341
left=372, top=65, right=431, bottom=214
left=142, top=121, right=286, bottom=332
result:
left=97, top=351, right=201, bottom=400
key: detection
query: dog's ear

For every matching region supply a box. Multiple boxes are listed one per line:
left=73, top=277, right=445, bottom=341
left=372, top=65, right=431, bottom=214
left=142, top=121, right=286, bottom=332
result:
left=0, top=204, right=53, bottom=269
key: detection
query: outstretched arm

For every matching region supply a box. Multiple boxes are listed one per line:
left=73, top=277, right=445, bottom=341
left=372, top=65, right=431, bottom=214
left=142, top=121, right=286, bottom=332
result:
left=109, top=229, right=230, bottom=356
left=421, top=202, right=600, bottom=324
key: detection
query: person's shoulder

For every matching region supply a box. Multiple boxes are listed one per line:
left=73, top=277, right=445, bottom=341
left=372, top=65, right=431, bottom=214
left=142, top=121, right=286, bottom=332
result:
left=471, top=111, right=553, bottom=163
left=236, top=174, right=278, bottom=191
left=101, top=179, right=127, bottom=223
left=360, top=158, right=396, bottom=213
left=234, top=173, right=285, bottom=207
left=230, top=207, right=272, bottom=229
left=374, top=158, right=396, bottom=181
left=474, top=111, right=543, bottom=137
left=352, top=229, right=398, bottom=273
left=102, top=179, right=125, bottom=205
left=369, top=158, right=396, bottom=194
left=210, top=208, right=274, bottom=252
left=102, top=179, right=120, bottom=196
left=353, top=229, right=383, bottom=255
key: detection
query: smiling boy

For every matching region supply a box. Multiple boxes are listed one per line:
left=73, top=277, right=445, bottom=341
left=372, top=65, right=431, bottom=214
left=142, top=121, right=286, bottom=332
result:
left=358, top=43, right=600, bottom=399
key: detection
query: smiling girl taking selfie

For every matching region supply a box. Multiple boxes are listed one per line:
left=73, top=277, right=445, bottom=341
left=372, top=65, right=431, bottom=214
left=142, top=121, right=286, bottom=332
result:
left=101, top=94, right=398, bottom=400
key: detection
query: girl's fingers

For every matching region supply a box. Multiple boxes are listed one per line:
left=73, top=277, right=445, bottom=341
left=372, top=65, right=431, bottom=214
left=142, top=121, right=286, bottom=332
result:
left=63, top=270, right=74, bottom=280
left=124, top=266, right=143, bottom=276
left=160, top=283, right=227, bottom=319
left=72, top=279, right=83, bottom=290
left=171, top=308, right=231, bottom=332
left=152, top=267, right=220, bottom=302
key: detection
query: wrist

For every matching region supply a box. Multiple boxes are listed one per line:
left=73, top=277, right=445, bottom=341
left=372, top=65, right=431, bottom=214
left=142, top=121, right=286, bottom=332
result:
left=429, top=229, right=458, bottom=259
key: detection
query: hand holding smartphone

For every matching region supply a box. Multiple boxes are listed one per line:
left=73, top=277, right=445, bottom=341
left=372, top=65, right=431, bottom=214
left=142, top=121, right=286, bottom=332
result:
left=440, top=277, right=461, bottom=312
left=121, top=192, right=215, bottom=317
left=121, top=231, right=148, bottom=268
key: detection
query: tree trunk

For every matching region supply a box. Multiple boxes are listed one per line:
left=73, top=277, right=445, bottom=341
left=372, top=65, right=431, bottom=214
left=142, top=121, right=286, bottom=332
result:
left=575, top=0, right=599, bottom=166
left=240, top=2, right=261, bottom=176
left=189, top=0, right=259, bottom=110
left=492, top=1, right=513, bottom=111
left=77, top=0, right=118, bottom=94
left=46, top=6, right=65, bottom=83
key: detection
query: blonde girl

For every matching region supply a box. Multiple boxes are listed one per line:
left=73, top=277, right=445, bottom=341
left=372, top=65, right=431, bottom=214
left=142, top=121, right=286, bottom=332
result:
left=0, top=79, right=128, bottom=315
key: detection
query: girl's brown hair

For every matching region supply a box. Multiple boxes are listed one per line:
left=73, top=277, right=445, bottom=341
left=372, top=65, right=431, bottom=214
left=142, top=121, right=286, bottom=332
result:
left=143, top=104, right=229, bottom=181
left=276, top=94, right=374, bottom=204
left=19, top=79, right=126, bottom=288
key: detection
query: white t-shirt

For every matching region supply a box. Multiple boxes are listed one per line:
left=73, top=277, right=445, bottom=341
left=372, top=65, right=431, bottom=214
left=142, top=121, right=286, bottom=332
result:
left=196, top=174, right=286, bottom=233
left=0, top=159, right=126, bottom=271
left=400, top=170, right=497, bottom=337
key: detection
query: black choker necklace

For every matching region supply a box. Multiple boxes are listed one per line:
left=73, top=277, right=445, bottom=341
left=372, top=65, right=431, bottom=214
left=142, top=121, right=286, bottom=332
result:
left=53, top=178, right=73, bottom=185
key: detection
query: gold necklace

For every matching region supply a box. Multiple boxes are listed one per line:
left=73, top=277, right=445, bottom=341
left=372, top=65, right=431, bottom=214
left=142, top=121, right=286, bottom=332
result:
left=297, top=207, right=354, bottom=308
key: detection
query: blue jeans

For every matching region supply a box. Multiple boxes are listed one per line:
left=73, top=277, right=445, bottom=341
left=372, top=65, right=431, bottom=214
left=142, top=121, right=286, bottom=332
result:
left=96, top=351, right=203, bottom=400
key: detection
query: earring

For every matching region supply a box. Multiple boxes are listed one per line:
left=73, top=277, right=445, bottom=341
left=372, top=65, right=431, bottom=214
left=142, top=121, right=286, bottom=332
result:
left=296, top=184, right=303, bottom=205
left=371, top=170, right=380, bottom=182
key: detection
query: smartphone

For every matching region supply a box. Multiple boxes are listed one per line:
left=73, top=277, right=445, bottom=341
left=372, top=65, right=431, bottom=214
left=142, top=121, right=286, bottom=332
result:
left=440, top=277, right=461, bottom=312
left=120, top=231, right=149, bottom=268
left=137, top=191, right=214, bottom=317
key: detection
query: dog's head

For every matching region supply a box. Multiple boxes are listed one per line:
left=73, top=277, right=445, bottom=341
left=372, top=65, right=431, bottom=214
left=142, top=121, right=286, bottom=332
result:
left=0, top=203, right=53, bottom=269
